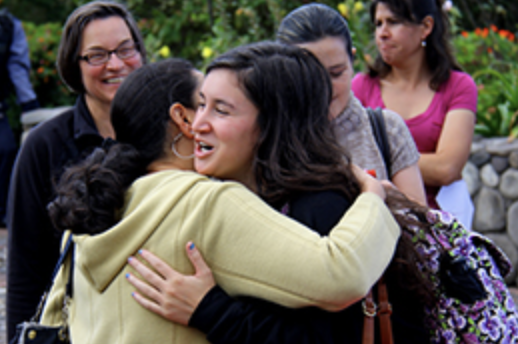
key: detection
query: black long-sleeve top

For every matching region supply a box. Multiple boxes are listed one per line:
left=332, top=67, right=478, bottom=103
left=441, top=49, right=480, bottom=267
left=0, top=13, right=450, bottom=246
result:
left=6, top=95, right=103, bottom=341
left=189, top=190, right=429, bottom=344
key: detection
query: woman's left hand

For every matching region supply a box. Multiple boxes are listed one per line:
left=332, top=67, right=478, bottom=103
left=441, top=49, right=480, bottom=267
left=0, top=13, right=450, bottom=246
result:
left=126, top=242, right=216, bottom=325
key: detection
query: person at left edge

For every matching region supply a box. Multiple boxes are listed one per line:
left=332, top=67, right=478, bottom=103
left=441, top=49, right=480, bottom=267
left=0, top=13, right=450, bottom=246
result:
left=5, top=1, right=145, bottom=341
left=0, top=8, right=39, bottom=228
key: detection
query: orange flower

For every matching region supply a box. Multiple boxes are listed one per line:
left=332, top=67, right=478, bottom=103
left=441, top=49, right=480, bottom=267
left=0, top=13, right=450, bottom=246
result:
left=37, top=37, right=44, bottom=43
left=490, top=24, right=498, bottom=32
left=475, top=28, right=482, bottom=36
left=482, top=28, right=489, bottom=38
left=461, top=31, right=469, bottom=38
left=37, top=66, right=44, bottom=74
left=499, top=30, right=509, bottom=39
left=487, top=47, right=493, bottom=54
left=509, top=34, right=515, bottom=42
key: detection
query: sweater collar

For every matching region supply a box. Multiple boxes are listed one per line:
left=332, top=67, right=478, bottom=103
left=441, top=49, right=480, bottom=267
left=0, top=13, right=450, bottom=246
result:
left=332, top=93, right=369, bottom=133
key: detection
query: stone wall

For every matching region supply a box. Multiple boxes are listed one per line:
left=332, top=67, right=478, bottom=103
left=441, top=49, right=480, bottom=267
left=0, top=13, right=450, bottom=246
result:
left=463, top=137, right=518, bottom=284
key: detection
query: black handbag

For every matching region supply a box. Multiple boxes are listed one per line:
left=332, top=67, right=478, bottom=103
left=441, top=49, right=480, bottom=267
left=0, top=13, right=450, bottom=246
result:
left=9, top=234, right=74, bottom=344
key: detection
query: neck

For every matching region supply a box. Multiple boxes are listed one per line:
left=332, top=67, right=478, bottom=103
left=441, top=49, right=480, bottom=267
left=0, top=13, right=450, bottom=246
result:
left=147, top=134, right=195, bottom=173
left=147, top=158, right=193, bottom=174
left=386, top=52, right=431, bottom=90
left=234, top=168, right=258, bottom=195
left=85, top=95, right=115, bottom=139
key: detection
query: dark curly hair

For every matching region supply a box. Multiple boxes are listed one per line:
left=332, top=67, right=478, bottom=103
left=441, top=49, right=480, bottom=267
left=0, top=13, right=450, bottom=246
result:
left=368, top=0, right=462, bottom=90
left=48, top=58, right=199, bottom=234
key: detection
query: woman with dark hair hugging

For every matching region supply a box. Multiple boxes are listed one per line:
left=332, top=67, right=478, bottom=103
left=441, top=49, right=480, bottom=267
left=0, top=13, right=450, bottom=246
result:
left=124, top=42, right=437, bottom=343
left=39, top=55, right=400, bottom=343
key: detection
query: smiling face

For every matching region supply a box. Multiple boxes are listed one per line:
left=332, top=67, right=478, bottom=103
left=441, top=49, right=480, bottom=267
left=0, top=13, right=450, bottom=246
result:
left=79, top=16, right=143, bottom=111
left=374, top=2, right=427, bottom=67
left=192, top=69, right=260, bottom=189
left=297, top=36, right=354, bottom=120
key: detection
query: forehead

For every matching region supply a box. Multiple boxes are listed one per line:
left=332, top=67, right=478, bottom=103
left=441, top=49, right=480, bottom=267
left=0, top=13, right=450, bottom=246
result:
left=202, top=68, right=257, bottom=110
left=81, top=16, right=133, bottom=51
left=202, top=69, right=241, bottom=97
left=297, top=37, right=351, bottom=68
left=375, top=2, right=396, bottom=17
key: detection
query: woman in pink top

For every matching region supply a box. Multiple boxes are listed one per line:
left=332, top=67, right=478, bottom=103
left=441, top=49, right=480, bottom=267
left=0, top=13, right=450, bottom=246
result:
left=352, top=0, right=477, bottom=208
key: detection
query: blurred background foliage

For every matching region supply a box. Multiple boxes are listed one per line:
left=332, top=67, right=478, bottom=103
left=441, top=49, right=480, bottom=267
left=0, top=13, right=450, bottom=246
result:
left=3, top=0, right=518, bottom=138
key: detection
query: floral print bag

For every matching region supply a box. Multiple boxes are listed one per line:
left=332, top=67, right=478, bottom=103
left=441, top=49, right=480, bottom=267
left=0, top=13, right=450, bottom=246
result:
left=405, top=209, right=518, bottom=343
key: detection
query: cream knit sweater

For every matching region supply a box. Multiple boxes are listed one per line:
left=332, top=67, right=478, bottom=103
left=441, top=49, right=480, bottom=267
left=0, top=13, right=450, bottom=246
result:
left=42, top=169, right=399, bottom=344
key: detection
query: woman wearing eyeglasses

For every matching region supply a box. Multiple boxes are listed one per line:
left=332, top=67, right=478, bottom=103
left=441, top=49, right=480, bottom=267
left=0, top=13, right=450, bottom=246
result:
left=6, top=1, right=145, bottom=340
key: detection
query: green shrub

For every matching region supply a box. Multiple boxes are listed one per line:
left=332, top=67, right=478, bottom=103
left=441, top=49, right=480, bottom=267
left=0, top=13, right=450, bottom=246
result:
left=23, top=21, right=76, bottom=107
left=12, top=0, right=518, bottom=140
left=453, top=25, right=518, bottom=139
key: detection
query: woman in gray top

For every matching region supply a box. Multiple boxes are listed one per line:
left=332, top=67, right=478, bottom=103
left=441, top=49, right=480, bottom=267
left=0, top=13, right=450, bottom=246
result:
left=278, top=3, right=426, bottom=204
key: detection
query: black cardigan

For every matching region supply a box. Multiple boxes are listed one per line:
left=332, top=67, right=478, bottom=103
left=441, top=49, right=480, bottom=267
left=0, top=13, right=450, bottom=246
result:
left=189, top=190, right=429, bottom=344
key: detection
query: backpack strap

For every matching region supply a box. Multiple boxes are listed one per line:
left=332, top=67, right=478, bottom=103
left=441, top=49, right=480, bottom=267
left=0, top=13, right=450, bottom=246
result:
left=367, top=107, right=392, bottom=178
left=362, top=277, right=394, bottom=344
left=377, top=277, right=394, bottom=344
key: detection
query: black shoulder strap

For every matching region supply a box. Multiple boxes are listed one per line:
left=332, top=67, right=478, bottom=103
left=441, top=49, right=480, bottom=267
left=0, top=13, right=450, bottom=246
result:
left=49, top=233, right=74, bottom=285
left=367, top=107, right=392, bottom=178
left=33, top=233, right=74, bottom=322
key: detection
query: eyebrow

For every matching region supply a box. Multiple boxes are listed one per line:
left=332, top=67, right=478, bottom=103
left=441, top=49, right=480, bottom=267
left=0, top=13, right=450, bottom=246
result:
left=329, top=63, right=348, bottom=70
left=199, top=92, right=236, bottom=109
left=215, top=99, right=235, bottom=109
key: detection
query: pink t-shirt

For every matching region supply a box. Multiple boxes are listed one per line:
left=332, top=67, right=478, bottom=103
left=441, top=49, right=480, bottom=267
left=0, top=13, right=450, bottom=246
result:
left=352, top=70, right=477, bottom=207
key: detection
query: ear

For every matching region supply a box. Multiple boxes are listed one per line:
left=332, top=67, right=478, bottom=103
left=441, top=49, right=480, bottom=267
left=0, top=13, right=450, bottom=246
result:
left=421, top=15, right=434, bottom=40
left=169, top=103, right=194, bottom=139
left=352, top=46, right=357, bottom=57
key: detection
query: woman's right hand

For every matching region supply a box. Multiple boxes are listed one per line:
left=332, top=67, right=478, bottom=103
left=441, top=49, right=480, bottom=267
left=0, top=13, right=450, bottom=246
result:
left=126, top=242, right=216, bottom=326
left=351, top=164, right=386, bottom=200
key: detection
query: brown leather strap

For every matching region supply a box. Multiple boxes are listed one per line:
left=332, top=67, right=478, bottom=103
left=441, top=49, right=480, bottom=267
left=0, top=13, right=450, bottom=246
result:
left=362, top=288, right=376, bottom=344
left=362, top=278, right=394, bottom=344
left=377, top=277, right=394, bottom=344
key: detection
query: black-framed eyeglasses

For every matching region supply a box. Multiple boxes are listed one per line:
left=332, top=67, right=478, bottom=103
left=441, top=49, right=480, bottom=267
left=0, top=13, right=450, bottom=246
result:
left=78, top=42, right=139, bottom=66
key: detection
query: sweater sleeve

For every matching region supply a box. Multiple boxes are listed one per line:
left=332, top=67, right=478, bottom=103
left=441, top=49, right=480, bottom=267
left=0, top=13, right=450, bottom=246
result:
left=7, top=122, right=64, bottom=340
left=190, top=286, right=359, bottom=344
left=382, top=109, right=420, bottom=176
left=189, top=191, right=359, bottom=344
left=196, top=185, right=400, bottom=311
